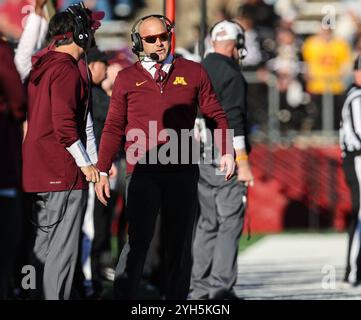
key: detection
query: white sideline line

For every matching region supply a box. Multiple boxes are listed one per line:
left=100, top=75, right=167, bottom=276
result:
left=236, top=234, right=361, bottom=300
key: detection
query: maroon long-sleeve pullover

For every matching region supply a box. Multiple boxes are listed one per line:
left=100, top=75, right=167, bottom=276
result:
left=23, top=51, right=88, bottom=192
left=97, top=56, right=231, bottom=174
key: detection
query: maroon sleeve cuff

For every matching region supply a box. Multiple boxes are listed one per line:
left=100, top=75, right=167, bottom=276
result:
left=214, top=128, right=234, bottom=156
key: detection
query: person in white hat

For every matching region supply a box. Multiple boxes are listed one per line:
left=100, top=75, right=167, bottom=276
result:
left=190, top=19, right=254, bottom=300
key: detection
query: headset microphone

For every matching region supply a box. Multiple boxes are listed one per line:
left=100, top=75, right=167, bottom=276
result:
left=150, top=52, right=160, bottom=61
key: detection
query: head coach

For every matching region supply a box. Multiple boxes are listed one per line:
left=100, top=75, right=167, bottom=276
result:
left=95, top=15, right=235, bottom=299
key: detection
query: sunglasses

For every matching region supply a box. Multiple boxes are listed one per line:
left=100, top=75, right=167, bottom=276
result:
left=141, top=32, right=170, bottom=44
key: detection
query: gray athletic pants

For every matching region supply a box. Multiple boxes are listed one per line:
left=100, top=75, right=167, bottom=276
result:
left=30, top=189, right=87, bottom=300
left=190, top=172, right=246, bottom=299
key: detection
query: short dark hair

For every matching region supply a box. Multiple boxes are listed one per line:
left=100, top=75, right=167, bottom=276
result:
left=48, top=11, right=76, bottom=47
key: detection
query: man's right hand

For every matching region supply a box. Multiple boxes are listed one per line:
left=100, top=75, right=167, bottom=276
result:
left=95, top=175, right=111, bottom=206
left=219, top=154, right=236, bottom=181
left=80, top=164, right=100, bottom=183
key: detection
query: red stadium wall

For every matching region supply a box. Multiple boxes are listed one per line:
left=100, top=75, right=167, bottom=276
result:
left=246, top=144, right=352, bottom=233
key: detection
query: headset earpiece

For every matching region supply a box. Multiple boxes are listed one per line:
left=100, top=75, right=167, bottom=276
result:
left=236, top=29, right=247, bottom=60
left=66, top=2, right=92, bottom=50
left=131, top=29, right=143, bottom=53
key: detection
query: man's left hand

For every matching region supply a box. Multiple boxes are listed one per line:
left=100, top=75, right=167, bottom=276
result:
left=237, top=161, right=254, bottom=187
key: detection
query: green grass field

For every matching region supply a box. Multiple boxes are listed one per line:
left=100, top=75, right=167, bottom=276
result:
left=239, top=233, right=265, bottom=253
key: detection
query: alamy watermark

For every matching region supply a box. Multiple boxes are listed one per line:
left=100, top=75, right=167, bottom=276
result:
left=124, top=121, right=234, bottom=170
left=321, top=5, right=337, bottom=30
left=21, top=265, right=36, bottom=290
left=321, top=264, right=336, bottom=290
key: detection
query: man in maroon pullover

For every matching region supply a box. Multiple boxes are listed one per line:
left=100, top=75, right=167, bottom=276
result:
left=22, top=6, right=100, bottom=300
left=0, top=38, right=26, bottom=299
left=95, top=15, right=235, bottom=299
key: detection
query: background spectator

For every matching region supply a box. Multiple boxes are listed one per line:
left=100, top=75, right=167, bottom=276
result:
left=302, top=25, right=352, bottom=130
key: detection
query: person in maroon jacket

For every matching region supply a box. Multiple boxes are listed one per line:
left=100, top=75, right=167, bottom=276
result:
left=22, top=5, right=100, bottom=300
left=95, top=15, right=235, bottom=299
left=0, top=38, right=26, bottom=299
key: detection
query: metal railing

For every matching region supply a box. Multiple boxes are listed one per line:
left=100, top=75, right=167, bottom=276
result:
left=243, top=71, right=280, bottom=143
left=243, top=71, right=339, bottom=144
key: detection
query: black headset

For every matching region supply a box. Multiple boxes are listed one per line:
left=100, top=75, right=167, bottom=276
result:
left=66, top=2, right=93, bottom=50
left=131, top=14, right=174, bottom=54
left=209, top=19, right=247, bottom=59
left=66, top=3, right=94, bottom=120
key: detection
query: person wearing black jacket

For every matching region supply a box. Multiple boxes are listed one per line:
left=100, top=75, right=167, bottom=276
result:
left=190, top=20, right=254, bottom=300
left=340, top=56, right=361, bottom=287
